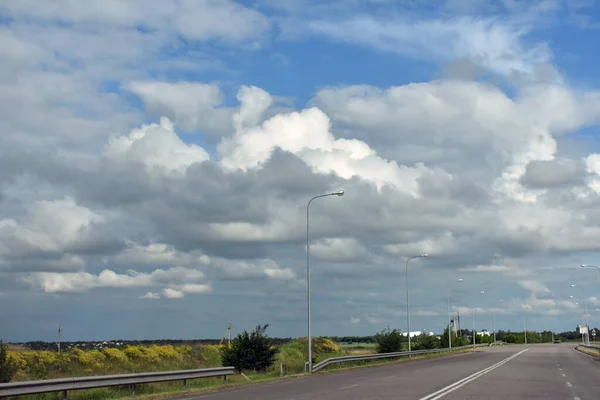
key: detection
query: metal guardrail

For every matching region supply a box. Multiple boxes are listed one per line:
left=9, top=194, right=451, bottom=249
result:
left=312, top=344, right=489, bottom=373
left=0, top=366, right=234, bottom=399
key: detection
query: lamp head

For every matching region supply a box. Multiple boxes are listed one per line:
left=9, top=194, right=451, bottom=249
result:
left=570, top=284, right=576, bottom=288
left=457, top=278, right=463, bottom=282
left=335, top=190, right=344, bottom=196
left=420, top=253, right=429, bottom=257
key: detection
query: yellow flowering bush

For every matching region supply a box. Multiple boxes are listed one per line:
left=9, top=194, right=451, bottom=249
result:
left=7, top=351, right=26, bottom=370
left=8, top=344, right=237, bottom=381
left=102, top=348, right=129, bottom=364
left=151, top=345, right=182, bottom=361
left=176, top=345, right=192, bottom=355
left=75, top=350, right=107, bottom=371
left=296, top=337, right=341, bottom=354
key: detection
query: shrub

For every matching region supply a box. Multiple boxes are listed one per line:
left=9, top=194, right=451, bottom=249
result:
left=76, top=349, right=107, bottom=371
left=103, top=348, right=129, bottom=365
left=220, top=324, right=278, bottom=373
left=0, top=341, right=16, bottom=383
left=374, top=328, right=405, bottom=353
left=295, top=337, right=341, bottom=360
left=411, top=333, right=440, bottom=350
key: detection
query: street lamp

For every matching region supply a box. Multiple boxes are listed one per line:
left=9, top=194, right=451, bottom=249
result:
left=472, top=291, right=484, bottom=345
left=570, top=284, right=590, bottom=344
left=447, top=278, right=463, bottom=349
left=570, top=297, right=585, bottom=344
left=306, top=190, right=344, bottom=372
left=580, top=264, right=600, bottom=279
left=406, top=253, right=428, bottom=353
left=494, top=299, right=504, bottom=345
left=523, top=304, right=532, bottom=345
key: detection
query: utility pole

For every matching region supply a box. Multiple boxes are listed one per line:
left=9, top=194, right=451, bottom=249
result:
left=57, top=325, right=61, bottom=354
left=227, top=323, right=232, bottom=347
left=472, top=309, right=476, bottom=345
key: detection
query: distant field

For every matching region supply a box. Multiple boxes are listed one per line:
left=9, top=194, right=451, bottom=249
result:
left=336, top=342, right=377, bottom=349
left=336, top=342, right=377, bottom=355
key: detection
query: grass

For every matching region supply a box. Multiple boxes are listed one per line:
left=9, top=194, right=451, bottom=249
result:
left=575, top=346, right=600, bottom=357
left=336, top=343, right=377, bottom=349
left=4, top=339, right=479, bottom=400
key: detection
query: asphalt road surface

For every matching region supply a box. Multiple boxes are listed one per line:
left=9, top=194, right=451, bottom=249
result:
left=178, top=344, right=600, bottom=399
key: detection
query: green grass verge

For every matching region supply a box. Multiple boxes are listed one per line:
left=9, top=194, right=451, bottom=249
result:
left=575, top=346, right=600, bottom=357
left=336, top=343, right=377, bottom=349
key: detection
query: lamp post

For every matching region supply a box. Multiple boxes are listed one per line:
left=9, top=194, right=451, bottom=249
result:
left=581, top=264, right=600, bottom=279
left=570, top=284, right=589, bottom=345
left=523, top=304, right=532, bottom=345
left=447, top=278, right=463, bottom=349
left=306, top=190, right=344, bottom=372
left=471, top=290, right=485, bottom=345
left=406, top=254, right=428, bottom=353
left=570, top=295, right=588, bottom=345
left=494, top=299, right=504, bottom=345
left=571, top=298, right=584, bottom=344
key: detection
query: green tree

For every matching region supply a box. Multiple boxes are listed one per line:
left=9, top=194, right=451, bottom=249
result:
left=412, top=333, right=440, bottom=350
left=440, top=326, right=468, bottom=348
left=374, top=328, right=405, bottom=353
left=220, top=324, right=278, bottom=373
left=0, top=341, right=16, bottom=383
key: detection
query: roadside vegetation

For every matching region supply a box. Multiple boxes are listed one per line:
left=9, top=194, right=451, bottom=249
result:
left=1, top=327, right=582, bottom=399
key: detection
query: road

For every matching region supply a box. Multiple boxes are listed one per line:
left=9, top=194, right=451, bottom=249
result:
left=178, top=344, right=600, bottom=399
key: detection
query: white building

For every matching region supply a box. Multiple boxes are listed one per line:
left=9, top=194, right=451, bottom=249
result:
left=401, top=330, right=434, bottom=338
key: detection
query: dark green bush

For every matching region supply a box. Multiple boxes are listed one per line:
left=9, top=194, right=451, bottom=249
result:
left=374, top=328, right=405, bottom=353
left=220, top=324, right=278, bottom=373
left=0, top=341, right=16, bottom=383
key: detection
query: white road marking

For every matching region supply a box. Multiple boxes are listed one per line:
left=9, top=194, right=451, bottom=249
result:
left=418, top=349, right=530, bottom=400
left=558, top=368, right=562, bottom=371
left=340, top=384, right=359, bottom=390
left=566, top=382, right=573, bottom=388
left=574, top=397, right=581, bottom=400
left=562, top=374, right=566, bottom=377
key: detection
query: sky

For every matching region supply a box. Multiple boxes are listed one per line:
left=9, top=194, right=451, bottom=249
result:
left=2, top=0, right=600, bottom=342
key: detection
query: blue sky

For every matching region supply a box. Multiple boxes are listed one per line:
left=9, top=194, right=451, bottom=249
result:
left=3, top=0, right=600, bottom=342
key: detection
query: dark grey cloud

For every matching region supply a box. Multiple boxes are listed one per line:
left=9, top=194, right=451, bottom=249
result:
left=520, top=158, right=585, bottom=189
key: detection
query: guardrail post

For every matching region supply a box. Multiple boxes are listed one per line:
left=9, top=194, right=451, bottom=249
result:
left=62, top=389, right=67, bottom=400
left=183, top=379, right=187, bottom=389
left=223, top=374, right=227, bottom=383
left=132, top=383, right=136, bottom=398
left=280, top=363, right=283, bottom=377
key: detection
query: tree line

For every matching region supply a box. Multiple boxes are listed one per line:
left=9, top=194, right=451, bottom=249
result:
left=2, top=326, right=593, bottom=382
